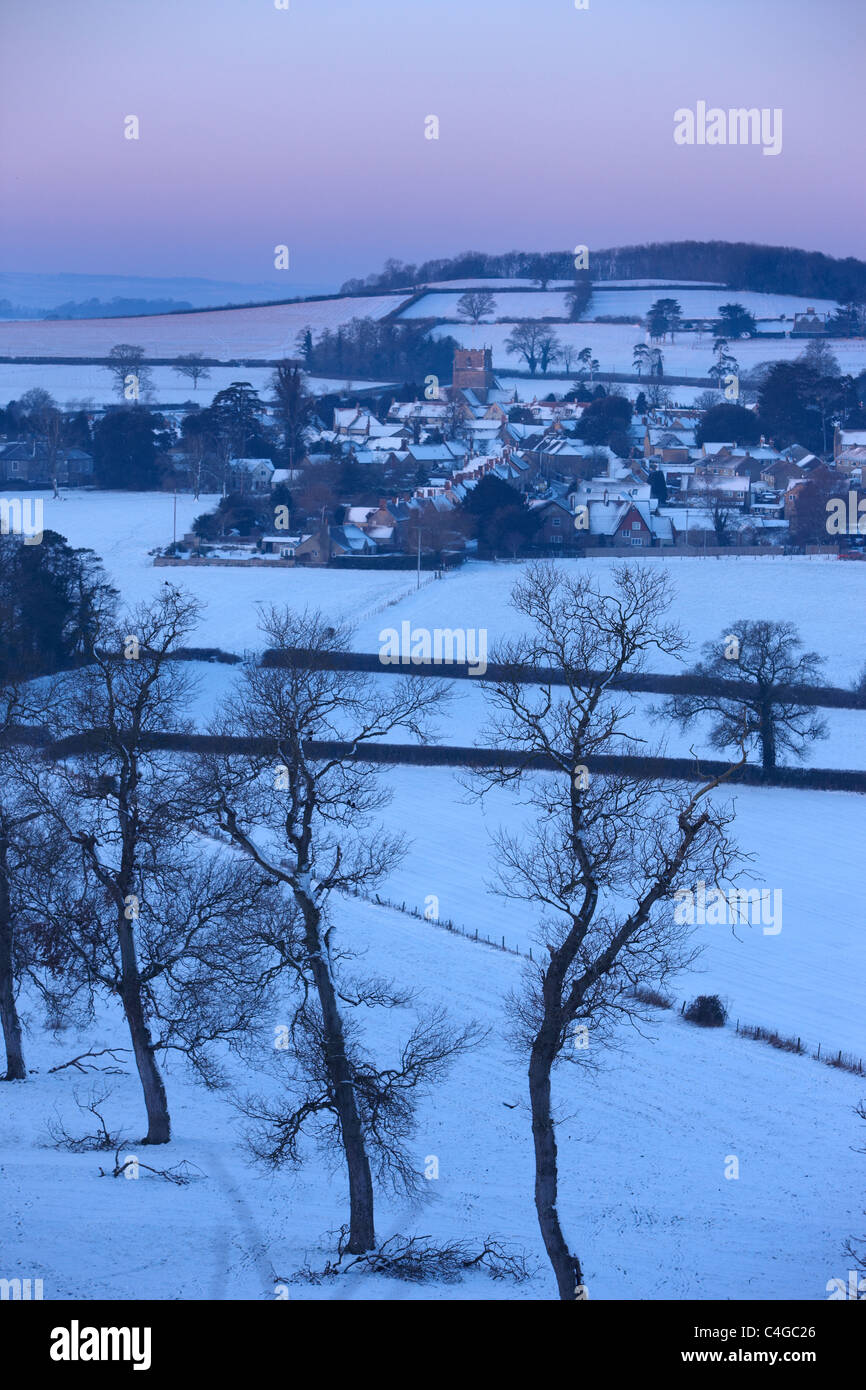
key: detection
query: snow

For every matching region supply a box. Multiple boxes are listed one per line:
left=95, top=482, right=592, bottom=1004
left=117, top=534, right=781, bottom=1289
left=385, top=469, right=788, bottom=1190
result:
left=598, top=280, right=727, bottom=289
left=401, top=287, right=838, bottom=326
left=372, top=768, right=866, bottom=1059
left=0, top=295, right=409, bottom=362
left=587, top=288, right=838, bottom=322
left=398, top=292, right=573, bottom=319
left=23, top=493, right=866, bottom=692
left=0, top=364, right=393, bottom=408
left=432, top=320, right=866, bottom=379
left=423, top=279, right=576, bottom=290
left=495, top=375, right=722, bottom=406
left=2, top=499, right=864, bottom=1301
left=3, top=884, right=862, bottom=1300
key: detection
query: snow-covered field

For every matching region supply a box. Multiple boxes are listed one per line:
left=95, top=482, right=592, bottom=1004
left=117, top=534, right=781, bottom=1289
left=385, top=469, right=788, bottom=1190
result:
left=0, top=295, right=409, bottom=361
left=3, top=886, right=862, bottom=1301
left=586, top=287, right=837, bottom=322
left=398, top=291, right=574, bottom=319
left=0, top=364, right=393, bottom=409
left=27, top=493, right=866, bottom=672
left=2, top=494, right=864, bottom=1301
left=400, top=287, right=837, bottom=324
left=432, top=320, right=866, bottom=378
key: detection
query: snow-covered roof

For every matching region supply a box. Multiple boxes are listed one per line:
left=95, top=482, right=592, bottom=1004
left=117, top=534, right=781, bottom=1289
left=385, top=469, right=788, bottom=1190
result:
left=229, top=457, right=274, bottom=472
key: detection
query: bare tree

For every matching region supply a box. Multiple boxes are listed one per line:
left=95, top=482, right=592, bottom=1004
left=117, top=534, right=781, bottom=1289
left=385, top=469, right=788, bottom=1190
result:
left=192, top=607, right=468, bottom=1253
left=537, top=329, right=562, bottom=374
left=441, top=394, right=466, bottom=441
left=506, top=323, right=548, bottom=377
left=105, top=344, right=153, bottom=402
left=0, top=685, right=85, bottom=1078
left=659, top=618, right=828, bottom=774
left=456, top=290, right=496, bottom=324
left=0, top=685, right=38, bottom=1080
left=19, top=389, right=64, bottom=496
left=21, top=586, right=277, bottom=1141
left=173, top=354, right=212, bottom=391
left=472, top=563, right=743, bottom=1299
left=645, top=383, right=671, bottom=409
left=697, top=486, right=739, bottom=546
left=844, top=1100, right=866, bottom=1280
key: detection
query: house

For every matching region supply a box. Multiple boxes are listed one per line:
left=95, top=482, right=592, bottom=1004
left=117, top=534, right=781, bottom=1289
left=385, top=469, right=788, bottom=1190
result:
left=529, top=498, right=574, bottom=547
left=401, top=441, right=469, bottom=471
left=270, top=467, right=300, bottom=490
left=387, top=400, right=452, bottom=429
left=227, top=457, right=274, bottom=494
left=698, top=441, right=737, bottom=464
left=328, top=523, right=379, bottom=557
left=588, top=500, right=672, bottom=548
left=750, top=490, right=786, bottom=520
left=0, top=442, right=95, bottom=488
left=690, top=474, right=751, bottom=508
left=260, top=533, right=304, bottom=559
left=643, top=427, right=696, bottom=462
left=835, top=445, right=866, bottom=481
left=834, top=428, right=866, bottom=465
left=294, top=531, right=328, bottom=565
left=760, top=460, right=802, bottom=489
left=569, top=474, right=652, bottom=513
left=792, top=308, right=829, bottom=336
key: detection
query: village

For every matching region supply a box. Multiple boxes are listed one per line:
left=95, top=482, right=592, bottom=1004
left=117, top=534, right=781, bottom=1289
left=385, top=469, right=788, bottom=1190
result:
left=151, top=343, right=866, bottom=567
left=3, top=327, right=866, bottom=568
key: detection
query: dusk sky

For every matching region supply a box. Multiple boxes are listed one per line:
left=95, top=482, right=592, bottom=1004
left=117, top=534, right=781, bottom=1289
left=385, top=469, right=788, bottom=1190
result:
left=1, top=0, right=863, bottom=292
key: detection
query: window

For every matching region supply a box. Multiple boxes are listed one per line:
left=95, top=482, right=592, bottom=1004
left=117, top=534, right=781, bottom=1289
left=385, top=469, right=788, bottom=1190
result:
left=631, top=537, right=644, bottom=547
left=631, top=520, right=641, bottom=530
left=551, top=516, right=561, bottom=527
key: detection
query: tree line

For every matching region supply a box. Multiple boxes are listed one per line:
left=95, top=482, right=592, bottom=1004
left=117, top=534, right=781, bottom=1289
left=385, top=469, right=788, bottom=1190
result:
left=341, top=241, right=866, bottom=303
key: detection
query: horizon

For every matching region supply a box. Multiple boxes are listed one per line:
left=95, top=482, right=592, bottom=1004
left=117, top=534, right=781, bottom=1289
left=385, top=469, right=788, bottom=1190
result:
left=2, top=0, right=864, bottom=288
left=2, top=236, right=864, bottom=318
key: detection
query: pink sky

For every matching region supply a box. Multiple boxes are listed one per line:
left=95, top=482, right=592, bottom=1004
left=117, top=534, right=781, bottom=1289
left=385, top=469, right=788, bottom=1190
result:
left=0, top=0, right=862, bottom=290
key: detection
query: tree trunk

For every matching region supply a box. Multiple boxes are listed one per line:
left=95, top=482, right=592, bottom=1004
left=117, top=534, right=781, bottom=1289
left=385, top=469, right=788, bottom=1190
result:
left=529, top=1038, right=584, bottom=1300
left=302, top=897, right=375, bottom=1253
left=116, top=917, right=170, bottom=1143
left=759, top=698, right=776, bottom=773
left=0, top=841, right=26, bottom=1081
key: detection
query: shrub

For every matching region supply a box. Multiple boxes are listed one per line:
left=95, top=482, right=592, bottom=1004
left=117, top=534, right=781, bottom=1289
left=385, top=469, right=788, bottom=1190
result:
left=631, top=984, right=675, bottom=1010
left=683, top=994, right=727, bottom=1027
